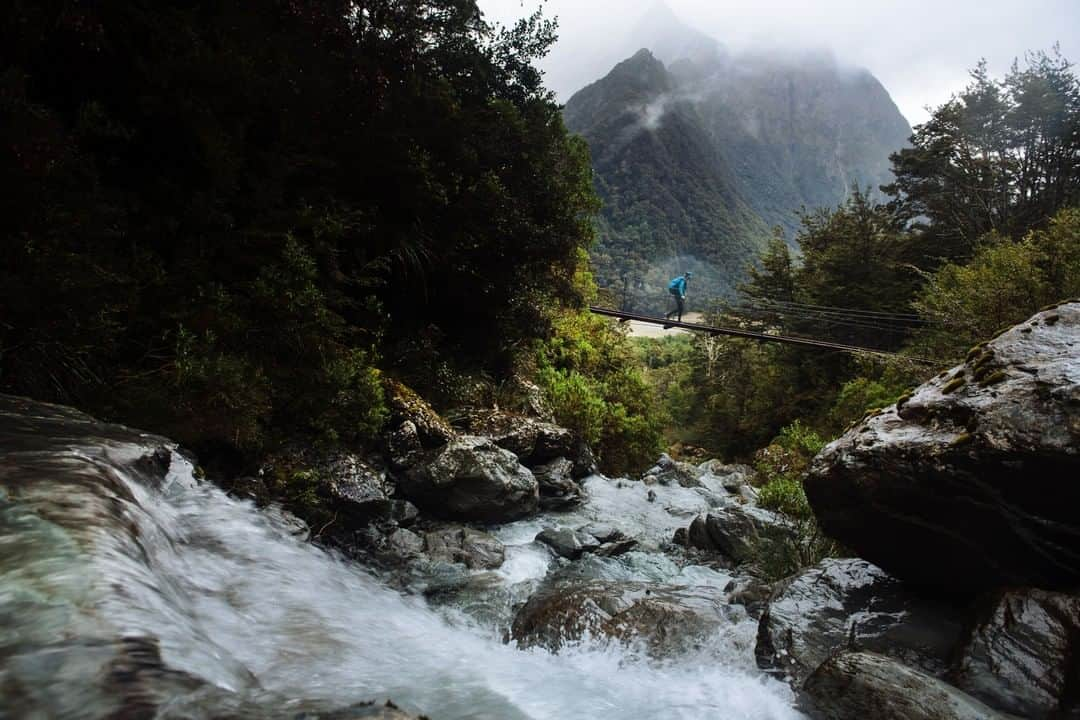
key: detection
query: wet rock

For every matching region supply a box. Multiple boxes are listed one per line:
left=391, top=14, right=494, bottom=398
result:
left=802, top=651, right=1011, bottom=720
left=511, top=581, right=742, bottom=656
left=570, top=440, right=599, bottom=480
left=388, top=499, right=420, bottom=527
left=594, top=539, right=638, bottom=557
left=723, top=576, right=774, bottom=620
left=695, top=462, right=761, bottom=505
left=423, top=526, right=505, bottom=570
left=384, top=528, right=425, bottom=560
left=385, top=420, right=424, bottom=470
left=581, top=524, right=624, bottom=543
left=311, top=700, right=425, bottom=719
left=685, top=506, right=794, bottom=565
left=575, top=524, right=638, bottom=557
left=641, top=453, right=702, bottom=487
left=226, top=475, right=271, bottom=503
left=505, top=374, right=554, bottom=421
left=460, top=410, right=574, bottom=465
left=535, top=527, right=601, bottom=560
left=398, top=436, right=538, bottom=522
left=320, top=454, right=397, bottom=521
left=532, top=457, right=585, bottom=510
left=806, top=303, right=1080, bottom=592
left=755, top=558, right=966, bottom=686
left=279, top=513, right=312, bottom=542
left=258, top=449, right=401, bottom=531
left=953, top=588, right=1080, bottom=718
left=697, top=461, right=758, bottom=492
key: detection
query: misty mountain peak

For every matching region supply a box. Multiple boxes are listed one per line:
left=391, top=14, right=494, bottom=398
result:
left=628, top=2, right=723, bottom=67
left=563, top=43, right=912, bottom=300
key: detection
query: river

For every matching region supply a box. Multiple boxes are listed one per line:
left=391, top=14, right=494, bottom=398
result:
left=0, top=398, right=804, bottom=719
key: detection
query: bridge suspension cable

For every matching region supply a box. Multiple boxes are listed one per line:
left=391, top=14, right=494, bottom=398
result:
left=588, top=306, right=940, bottom=365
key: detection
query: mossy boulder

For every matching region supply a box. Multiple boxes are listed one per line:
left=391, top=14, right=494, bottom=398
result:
left=384, top=379, right=454, bottom=449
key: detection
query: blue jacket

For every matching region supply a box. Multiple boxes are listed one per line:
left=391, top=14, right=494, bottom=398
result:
left=668, top=276, right=688, bottom=298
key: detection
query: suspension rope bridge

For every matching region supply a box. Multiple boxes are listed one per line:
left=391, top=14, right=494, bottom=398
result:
left=588, top=306, right=940, bottom=365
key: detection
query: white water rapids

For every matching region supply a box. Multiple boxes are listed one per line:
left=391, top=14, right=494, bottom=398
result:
left=1, top=434, right=806, bottom=719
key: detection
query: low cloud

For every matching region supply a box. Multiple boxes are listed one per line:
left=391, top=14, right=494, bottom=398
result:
left=477, top=0, right=1080, bottom=126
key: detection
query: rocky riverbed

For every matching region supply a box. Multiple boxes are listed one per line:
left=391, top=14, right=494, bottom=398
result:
left=0, top=394, right=802, bottom=719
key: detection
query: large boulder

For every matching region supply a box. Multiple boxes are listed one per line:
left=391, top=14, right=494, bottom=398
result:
left=422, top=525, right=505, bottom=570
left=685, top=506, right=794, bottom=565
left=510, top=581, right=742, bottom=656
left=459, top=410, right=574, bottom=466
left=318, top=454, right=396, bottom=520
left=641, top=453, right=703, bottom=487
left=755, top=558, right=965, bottom=686
left=398, top=436, right=538, bottom=522
left=802, top=651, right=1011, bottom=720
left=806, top=303, right=1080, bottom=592
left=953, top=589, right=1080, bottom=718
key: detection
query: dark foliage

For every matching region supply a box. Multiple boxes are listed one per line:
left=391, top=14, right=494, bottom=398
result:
left=1, top=0, right=596, bottom=463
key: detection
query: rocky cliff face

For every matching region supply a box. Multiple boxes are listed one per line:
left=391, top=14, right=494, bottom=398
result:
left=805, top=302, right=1080, bottom=592
left=564, top=24, right=911, bottom=305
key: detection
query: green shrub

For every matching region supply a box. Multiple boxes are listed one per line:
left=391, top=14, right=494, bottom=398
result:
left=829, top=377, right=908, bottom=431
left=536, top=306, right=664, bottom=476
left=775, top=420, right=826, bottom=456
left=757, top=518, right=843, bottom=583
left=757, top=476, right=812, bottom=519
left=751, top=420, right=843, bottom=580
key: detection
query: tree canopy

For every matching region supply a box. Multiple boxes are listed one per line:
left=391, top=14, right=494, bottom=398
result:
left=885, top=47, right=1080, bottom=262
left=1, top=0, right=598, bottom=462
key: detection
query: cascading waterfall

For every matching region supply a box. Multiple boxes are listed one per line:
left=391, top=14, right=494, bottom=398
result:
left=0, top=402, right=805, bottom=720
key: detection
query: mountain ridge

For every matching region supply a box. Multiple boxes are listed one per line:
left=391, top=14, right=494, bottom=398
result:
left=565, top=41, right=911, bottom=308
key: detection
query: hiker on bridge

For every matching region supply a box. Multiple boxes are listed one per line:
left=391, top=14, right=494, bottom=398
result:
left=665, top=271, right=692, bottom=322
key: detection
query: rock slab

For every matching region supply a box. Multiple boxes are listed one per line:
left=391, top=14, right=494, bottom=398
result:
left=802, top=651, right=1011, bottom=720
left=511, top=581, right=741, bottom=657
left=755, top=558, right=965, bottom=686
left=806, top=303, right=1080, bottom=592
left=954, top=588, right=1080, bottom=718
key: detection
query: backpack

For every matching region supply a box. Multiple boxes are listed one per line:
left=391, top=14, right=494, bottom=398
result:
left=668, top=276, right=682, bottom=292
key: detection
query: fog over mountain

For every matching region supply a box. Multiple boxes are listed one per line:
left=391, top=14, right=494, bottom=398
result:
left=478, top=0, right=1080, bottom=126
left=559, top=5, right=912, bottom=307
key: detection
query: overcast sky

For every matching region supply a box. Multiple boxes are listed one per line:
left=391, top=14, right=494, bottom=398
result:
left=476, top=0, right=1080, bottom=127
